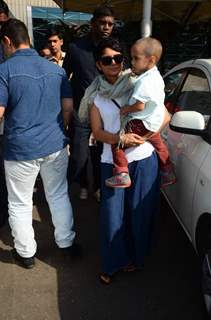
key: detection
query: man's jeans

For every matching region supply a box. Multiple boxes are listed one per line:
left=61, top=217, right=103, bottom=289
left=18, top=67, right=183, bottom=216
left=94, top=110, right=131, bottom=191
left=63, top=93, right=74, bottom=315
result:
left=4, top=148, right=75, bottom=258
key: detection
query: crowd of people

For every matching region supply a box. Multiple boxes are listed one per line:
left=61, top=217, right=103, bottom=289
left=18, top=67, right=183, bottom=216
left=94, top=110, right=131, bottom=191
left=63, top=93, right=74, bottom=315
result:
left=0, top=1, right=175, bottom=284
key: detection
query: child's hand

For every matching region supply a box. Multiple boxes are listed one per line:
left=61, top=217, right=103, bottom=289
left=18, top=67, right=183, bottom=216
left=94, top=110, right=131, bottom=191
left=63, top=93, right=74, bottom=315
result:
left=120, top=105, right=130, bottom=116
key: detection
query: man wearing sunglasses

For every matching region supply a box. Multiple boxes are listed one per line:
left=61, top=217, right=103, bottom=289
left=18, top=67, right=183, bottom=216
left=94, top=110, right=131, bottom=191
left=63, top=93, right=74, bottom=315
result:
left=63, top=4, right=115, bottom=201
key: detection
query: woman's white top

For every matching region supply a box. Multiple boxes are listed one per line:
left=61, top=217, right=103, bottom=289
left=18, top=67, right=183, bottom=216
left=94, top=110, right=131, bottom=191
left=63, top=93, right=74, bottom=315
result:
left=94, top=94, right=154, bottom=164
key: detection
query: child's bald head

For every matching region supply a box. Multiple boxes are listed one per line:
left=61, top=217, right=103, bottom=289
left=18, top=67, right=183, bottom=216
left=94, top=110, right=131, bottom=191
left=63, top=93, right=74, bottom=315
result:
left=131, top=37, right=163, bottom=75
left=133, top=37, right=163, bottom=63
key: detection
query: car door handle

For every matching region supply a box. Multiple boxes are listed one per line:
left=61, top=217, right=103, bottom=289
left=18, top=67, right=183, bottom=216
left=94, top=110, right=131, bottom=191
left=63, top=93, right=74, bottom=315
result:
left=200, top=179, right=205, bottom=186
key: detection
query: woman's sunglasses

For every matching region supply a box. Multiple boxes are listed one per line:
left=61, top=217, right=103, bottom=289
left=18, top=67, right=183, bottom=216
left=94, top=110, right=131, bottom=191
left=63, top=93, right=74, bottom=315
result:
left=100, top=54, right=124, bottom=66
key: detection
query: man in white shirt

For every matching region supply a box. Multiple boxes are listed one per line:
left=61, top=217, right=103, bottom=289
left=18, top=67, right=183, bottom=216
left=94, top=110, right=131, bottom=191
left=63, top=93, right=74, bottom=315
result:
left=47, top=27, right=66, bottom=67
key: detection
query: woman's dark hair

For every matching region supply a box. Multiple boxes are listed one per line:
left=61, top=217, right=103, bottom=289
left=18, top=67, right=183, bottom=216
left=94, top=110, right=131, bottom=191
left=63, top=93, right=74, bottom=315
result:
left=0, top=18, right=30, bottom=47
left=0, top=0, right=9, bottom=16
left=94, top=37, right=124, bottom=61
left=92, top=5, right=114, bottom=22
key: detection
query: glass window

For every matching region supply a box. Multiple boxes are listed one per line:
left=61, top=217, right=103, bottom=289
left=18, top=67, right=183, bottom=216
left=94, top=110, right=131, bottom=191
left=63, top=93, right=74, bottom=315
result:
left=175, top=68, right=211, bottom=115
left=164, top=71, right=185, bottom=100
left=164, top=70, right=186, bottom=113
left=32, top=7, right=93, bottom=51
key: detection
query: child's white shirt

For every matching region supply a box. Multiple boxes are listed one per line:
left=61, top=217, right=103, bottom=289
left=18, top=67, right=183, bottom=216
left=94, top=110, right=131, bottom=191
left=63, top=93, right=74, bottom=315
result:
left=128, top=66, right=165, bottom=132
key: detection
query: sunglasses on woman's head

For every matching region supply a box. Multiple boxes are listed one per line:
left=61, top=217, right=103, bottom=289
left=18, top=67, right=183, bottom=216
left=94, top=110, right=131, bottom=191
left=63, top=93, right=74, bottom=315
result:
left=100, top=54, right=124, bottom=66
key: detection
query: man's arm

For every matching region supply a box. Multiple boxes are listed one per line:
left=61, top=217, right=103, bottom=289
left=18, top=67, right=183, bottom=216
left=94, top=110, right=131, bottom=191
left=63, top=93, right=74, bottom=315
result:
left=0, top=106, right=5, bottom=122
left=61, top=68, right=74, bottom=131
left=61, top=98, right=73, bottom=131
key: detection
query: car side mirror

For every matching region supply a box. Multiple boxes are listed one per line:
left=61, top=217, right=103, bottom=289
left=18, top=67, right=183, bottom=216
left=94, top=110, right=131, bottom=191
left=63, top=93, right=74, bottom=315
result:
left=170, top=111, right=205, bottom=136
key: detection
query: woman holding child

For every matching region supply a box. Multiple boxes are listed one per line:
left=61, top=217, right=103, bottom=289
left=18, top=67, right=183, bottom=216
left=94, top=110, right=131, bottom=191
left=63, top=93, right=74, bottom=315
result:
left=80, top=37, right=170, bottom=284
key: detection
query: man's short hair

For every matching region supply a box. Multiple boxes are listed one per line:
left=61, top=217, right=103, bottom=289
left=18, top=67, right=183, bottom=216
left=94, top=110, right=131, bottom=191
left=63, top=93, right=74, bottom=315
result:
left=47, top=27, right=63, bottom=40
left=92, top=4, right=114, bottom=21
left=0, top=19, right=30, bottom=47
left=0, top=0, right=9, bottom=16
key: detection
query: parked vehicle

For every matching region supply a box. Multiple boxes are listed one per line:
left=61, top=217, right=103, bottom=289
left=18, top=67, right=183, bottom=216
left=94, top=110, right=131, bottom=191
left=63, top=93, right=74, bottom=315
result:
left=163, top=58, right=211, bottom=316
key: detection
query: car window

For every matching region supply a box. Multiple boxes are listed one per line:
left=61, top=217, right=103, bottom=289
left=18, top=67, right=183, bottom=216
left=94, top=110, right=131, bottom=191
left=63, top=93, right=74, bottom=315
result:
left=175, top=68, right=211, bottom=116
left=164, top=71, right=185, bottom=100
left=164, top=70, right=186, bottom=113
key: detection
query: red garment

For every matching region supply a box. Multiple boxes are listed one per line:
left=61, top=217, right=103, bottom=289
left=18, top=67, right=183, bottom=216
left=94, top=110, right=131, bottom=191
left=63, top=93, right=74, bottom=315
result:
left=112, top=119, right=171, bottom=174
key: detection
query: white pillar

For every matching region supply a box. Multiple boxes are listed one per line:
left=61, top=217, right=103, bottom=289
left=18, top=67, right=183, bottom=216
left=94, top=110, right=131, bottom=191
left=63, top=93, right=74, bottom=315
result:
left=141, top=0, right=152, bottom=38
left=27, top=6, right=34, bottom=46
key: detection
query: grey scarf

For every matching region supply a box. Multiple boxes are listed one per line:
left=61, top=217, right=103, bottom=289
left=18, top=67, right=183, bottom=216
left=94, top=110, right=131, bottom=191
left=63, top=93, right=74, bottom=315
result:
left=78, top=69, right=134, bottom=123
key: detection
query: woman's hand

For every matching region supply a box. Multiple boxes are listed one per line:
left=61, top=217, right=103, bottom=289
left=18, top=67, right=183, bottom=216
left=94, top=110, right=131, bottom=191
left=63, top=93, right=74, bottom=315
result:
left=121, top=133, right=146, bottom=147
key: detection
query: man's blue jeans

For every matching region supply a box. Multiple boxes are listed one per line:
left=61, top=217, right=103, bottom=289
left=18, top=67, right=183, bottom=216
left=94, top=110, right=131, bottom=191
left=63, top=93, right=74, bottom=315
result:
left=4, top=148, right=75, bottom=258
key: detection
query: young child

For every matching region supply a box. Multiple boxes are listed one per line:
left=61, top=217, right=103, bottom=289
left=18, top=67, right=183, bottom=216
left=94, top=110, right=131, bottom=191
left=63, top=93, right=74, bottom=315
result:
left=105, top=37, right=176, bottom=188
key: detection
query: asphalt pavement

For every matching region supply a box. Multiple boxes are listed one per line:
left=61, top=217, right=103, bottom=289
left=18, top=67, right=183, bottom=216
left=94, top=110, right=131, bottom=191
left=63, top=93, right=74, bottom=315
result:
left=0, top=183, right=207, bottom=320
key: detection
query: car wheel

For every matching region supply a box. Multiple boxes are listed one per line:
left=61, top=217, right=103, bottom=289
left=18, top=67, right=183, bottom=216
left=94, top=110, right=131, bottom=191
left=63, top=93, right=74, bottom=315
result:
left=202, top=251, right=211, bottom=318
left=196, top=214, right=211, bottom=318
left=196, top=214, right=211, bottom=257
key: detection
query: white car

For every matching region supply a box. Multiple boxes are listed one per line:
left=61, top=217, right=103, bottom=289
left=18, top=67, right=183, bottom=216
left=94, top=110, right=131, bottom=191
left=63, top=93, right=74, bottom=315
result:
left=163, top=58, right=211, bottom=314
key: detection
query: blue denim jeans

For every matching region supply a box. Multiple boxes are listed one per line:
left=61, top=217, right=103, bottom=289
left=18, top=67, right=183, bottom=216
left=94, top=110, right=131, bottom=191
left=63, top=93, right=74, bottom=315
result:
left=4, top=148, right=75, bottom=257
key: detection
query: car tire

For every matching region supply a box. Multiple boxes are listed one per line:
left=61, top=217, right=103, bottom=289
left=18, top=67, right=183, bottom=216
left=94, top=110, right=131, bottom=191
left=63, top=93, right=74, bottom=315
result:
left=202, top=251, right=211, bottom=319
left=196, top=213, right=211, bottom=257
left=196, top=214, right=211, bottom=318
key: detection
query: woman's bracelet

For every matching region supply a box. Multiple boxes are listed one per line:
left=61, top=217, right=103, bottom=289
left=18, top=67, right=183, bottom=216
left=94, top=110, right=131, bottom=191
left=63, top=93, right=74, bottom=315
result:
left=118, top=131, right=125, bottom=148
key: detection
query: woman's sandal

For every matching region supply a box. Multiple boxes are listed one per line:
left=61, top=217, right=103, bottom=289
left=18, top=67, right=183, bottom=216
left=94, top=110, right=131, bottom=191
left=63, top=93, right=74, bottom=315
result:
left=99, top=273, right=112, bottom=285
